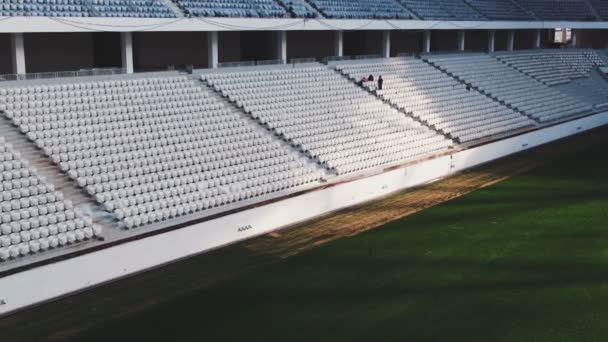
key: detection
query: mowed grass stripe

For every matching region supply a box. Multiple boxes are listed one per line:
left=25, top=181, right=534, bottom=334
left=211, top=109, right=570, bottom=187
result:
left=2, top=126, right=607, bottom=341
left=65, top=128, right=608, bottom=342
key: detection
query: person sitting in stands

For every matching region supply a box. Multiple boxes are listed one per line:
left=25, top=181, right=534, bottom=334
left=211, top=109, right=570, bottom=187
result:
left=368, top=74, right=374, bottom=82
left=359, top=77, right=368, bottom=86
left=377, top=75, right=383, bottom=90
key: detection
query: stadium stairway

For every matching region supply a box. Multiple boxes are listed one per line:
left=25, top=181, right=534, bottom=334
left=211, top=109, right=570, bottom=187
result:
left=160, top=0, right=185, bottom=17
left=422, top=56, right=540, bottom=124
left=331, top=66, right=458, bottom=142
left=190, top=75, right=331, bottom=175
left=0, top=114, right=114, bottom=235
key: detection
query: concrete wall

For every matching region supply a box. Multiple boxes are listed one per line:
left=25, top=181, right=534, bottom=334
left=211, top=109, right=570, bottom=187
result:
left=0, top=34, right=12, bottom=74
left=92, top=32, right=122, bottom=69
left=391, top=30, right=422, bottom=55
left=219, top=31, right=241, bottom=64
left=344, top=31, right=382, bottom=56
left=2, top=112, right=607, bottom=317
left=465, top=30, right=489, bottom=52
left=574, top=29, right=608, bottom=49
left=431, top=30, right=458, bottom=51
left=239, top=31, right=276, bottom=62
left=133, top=32, right=208, bottom=72
left=287, top=31, right=334, bottom=60
left=495, top=30, right=509, bottom=51
left=24, top=33, right=95, bottom=73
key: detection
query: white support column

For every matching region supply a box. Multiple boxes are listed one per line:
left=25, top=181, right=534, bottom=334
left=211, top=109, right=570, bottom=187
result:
left=423, top=30, right=431, bottom=53
left=507, top=30, right=515, bottom=51
left=10, top=33, right=26, bottom=75
left=120, top=32, right=134, bottom=74
left=334, top=31, right=344, bottom=57
left=488, top=30, right=496, bottom=53
left=534, top=29, right=542, bottom=49
left=382, top=30, right=391, bottom=58
left=276, top=31, right=287, bottom=63
left=207, top=31, right=219, bottom=69
left=458, top=30, right=466, bottom=51
left=571, top=30, right=577, bottom=48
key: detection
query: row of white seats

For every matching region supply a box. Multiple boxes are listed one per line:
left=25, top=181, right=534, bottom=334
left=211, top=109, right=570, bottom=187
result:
left=336, top=58, right=536, bottom=143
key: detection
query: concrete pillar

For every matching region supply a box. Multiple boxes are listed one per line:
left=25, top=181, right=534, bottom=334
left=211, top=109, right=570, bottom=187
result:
left=571, top=30, right=577, bottom=47
left=10, top=33, right=26, bottom=75
left=458, top=30, right=465, bottom=51
left=423, top=30, right=431, bottom=53
left=488, top=30, right=496, bottom=53
left=334, top=31, right=344, bottom=57
left=507, top=30, right=515, bottom=51
left=534, top=29, right=542, bottom=48
left=120, top=32, right=134, bottom=74
left=207, top=31, right=218, bottom=69
left=276, top=31, right=287, bottom=63
left=382, top=31, right=391, bottom=58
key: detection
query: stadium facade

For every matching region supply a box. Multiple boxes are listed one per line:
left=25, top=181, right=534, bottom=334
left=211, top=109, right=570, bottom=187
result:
left=1, top=0, right=608, bottom=316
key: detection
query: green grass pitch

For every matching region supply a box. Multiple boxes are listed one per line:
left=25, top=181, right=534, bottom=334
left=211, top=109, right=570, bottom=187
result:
left=64, top=132, right=608, bottom=342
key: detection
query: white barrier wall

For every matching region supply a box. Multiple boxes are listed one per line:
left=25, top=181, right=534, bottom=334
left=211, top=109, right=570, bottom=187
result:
left=0, top=112, right=607, bottom=316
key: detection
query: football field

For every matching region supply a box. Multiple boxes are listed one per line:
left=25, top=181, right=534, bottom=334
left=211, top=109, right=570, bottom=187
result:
left=2, top=126, right=608, bottom=342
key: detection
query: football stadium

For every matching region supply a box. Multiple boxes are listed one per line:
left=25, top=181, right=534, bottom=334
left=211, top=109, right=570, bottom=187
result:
left=1, top=0, right=608, bottom=340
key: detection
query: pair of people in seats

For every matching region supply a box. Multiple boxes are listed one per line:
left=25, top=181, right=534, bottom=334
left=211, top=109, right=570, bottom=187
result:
left=359, top=74, right=383, bottom=90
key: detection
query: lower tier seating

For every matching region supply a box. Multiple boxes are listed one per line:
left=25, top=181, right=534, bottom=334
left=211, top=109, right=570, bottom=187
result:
left=496, top=49, right=606, bottom=86
left=336, top=58, right=535, bottom=143
left=0, top=75, right=323, bottom=230
left=202, top=65, right=452, bottom=175
left=0, top=138, right=101, bottom=262
left=426, top=54, right=594, bottom=123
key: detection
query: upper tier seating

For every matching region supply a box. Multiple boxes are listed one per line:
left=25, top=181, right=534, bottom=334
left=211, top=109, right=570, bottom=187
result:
left=203, top=65, right=452, bottom=175
left=0, top=75, right=323, bottom=230
left=0, top=0, right=175, bottom=17
left=426, top=54, right=594, bottom=123
left=512, top=0, right=597, bottom=21
left=336, top=58, right=535, bottom=143
left=174, top=0, right=286, bottom=17
left=0, top=138, right=101, bottom=262
left=464, top=0, right=531, bottom=20
left=589, top=0, right=608, bottom=20
left=496, top=50, right=606, bottom=86
left=279, top=0, right=316, bottom=17
left=307, top=0, right=412, bottom=19
left=399, top=0, right=485, bottom=20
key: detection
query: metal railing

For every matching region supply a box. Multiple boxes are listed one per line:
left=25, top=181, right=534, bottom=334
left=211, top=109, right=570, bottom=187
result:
left=218, top=61, right=255, bottom=68
left=0, top=68, right=126, bottom=82
left=324, top=55, right=352, bottom=63
left=256, top=59, right=285, bottom=66
left=290, top=57, right=317, bottom=64
left=354, top=54, right=382, bottom=60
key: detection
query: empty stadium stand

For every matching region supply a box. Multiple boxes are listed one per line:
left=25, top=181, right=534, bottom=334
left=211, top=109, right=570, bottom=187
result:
left=511, top=0, right=598, bottom=21
left=335, top=58, right=536, bottom=143
left=0, top=0, right=175, bottom=17
left=495, top=49, right=606, bottom=86
left=173, top=0, right=286, bottom=17
left=399, top=0, right=485, bottom=20
left=201, top=64, right=452, bottom=175
left=279, top=0, right=317, bottom=17
left=0, top=74, right=324, bottom=230
left=307, top=0, right=412, bottom=19
left=0, top=137, right=101, bottom=262
left=426, top=53, right=594, bottom=123
left=465, top=0, right=532, bottom=20
left=589, top=0, right=608, bottom=20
